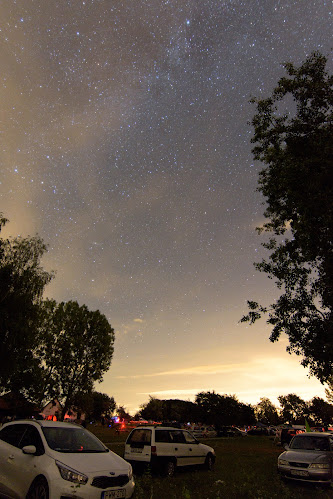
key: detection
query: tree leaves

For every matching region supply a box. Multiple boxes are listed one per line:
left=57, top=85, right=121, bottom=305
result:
left=242, top=52, right=333, bottom=382
left=36, top=300, right=115, bottom=418
left=0, top=215, right=54, bottom=394
left=0, top=214, right=115, bottom=415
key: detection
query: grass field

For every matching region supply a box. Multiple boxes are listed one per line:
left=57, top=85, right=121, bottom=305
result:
left=89, top=426, right=333, bottom=499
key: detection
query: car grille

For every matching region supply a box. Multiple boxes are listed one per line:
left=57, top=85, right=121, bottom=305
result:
left=289, top=462, right=309, bottom=468
left=91, top=475, right=129, bottom=488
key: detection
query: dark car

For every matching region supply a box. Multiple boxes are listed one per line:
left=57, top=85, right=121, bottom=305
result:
left=217, top=426, right=247, bottom=437
left=280, top=428, right=297, bottom=446
left=278, top=432, right=333, bottom=485
left=247, top=427, right=269, bottom=436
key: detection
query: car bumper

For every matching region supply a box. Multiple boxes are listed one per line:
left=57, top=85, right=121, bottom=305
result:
left=278, top=467, right=331, bottom=484
left=49, top=476, right=135, bottom=499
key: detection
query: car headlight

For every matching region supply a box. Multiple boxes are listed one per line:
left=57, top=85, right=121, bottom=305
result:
left=278, top=459, right=288, bottom=466
left=56, top=460, right=88, bottom=484
left=308, top=463, right=330, bottom=469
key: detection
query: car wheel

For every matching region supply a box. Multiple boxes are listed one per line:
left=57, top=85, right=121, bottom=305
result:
left=27, top=476, right=49, bottom=499
left=164, top=460, right=176, bottom=477
left=205, top=453, right=214, bottom=471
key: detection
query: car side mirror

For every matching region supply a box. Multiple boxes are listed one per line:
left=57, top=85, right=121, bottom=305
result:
left=283, top=443, right=289, bottom=450
left=22, top=445, right=37, bottom=455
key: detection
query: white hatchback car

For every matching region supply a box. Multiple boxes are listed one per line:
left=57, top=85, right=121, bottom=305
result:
left=124, top=426, right=215, bottom=476
left=0, top=419, right=135, bottom=499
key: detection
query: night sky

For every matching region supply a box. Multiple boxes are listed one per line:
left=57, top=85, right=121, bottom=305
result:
left=1, top=1, right=332, bottom=414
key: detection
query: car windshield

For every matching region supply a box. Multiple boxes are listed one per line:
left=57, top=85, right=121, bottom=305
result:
left=290, top=436, right=331, bottom=451
left=42, top=427, right=109, bottom=453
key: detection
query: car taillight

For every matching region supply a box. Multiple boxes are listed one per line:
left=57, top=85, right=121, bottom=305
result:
left=151, top=446, right=157, bottom=455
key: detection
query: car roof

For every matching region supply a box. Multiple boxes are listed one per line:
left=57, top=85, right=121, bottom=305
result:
left=37, top=420, right=81, bottom=428
left=2, top=419, right=80, bottom=429
left=131, top=426, right=184, bottom=431
left=293, top=432, right=332, bottom=437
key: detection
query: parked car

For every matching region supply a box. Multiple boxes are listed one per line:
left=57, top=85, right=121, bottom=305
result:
left=191, top=425, right=217, bottom=438
left=247, top=426, right=269, bottom=436
left=278, top=432, right=333, bottom=485
left=0, top=419, right=135, bottom=498
left=217, top=426, right=247, bottom=437
left=124, top=425, right=215, bottom=476
left=275, top=426, right=305, bottom=446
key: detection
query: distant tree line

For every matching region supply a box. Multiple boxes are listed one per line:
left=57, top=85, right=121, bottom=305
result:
left=138, top=388, right=333, bottom=428
left=255, top=393, right=333, bottom=426
left=0, top=214, right=115, bottom=420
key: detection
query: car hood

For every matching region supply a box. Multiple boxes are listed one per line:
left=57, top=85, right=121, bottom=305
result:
left=280, top=449, right=331, bottom=464
left=48, top=449, right=130, bottom=474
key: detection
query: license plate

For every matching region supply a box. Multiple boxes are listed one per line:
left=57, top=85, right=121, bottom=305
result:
left=291, top=469, right=308, bottom=476
left=131, top=447, right=143, bottom=453
left=102, top=490, right=126, bottom=499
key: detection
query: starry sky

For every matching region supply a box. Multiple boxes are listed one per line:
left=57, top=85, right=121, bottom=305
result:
left=1, top=0, right=332, bottom=415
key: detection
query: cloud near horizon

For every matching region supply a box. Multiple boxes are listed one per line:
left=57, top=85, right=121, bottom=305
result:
left=116, top=362, right=247, bottom=379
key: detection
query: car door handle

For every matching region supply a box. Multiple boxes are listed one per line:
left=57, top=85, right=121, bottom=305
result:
left=175, top=447, right=178, bottom=451
left=8, top=455, right=14, bottom=460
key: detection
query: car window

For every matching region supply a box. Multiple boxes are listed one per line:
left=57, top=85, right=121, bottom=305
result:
left=127, top=429, right=152, bottom=445
left=0, top=424, right=28, bottom=448
left=155, top=430, right=172, bottom=443
left=170, top=430, right=186, bottom=443
left=183, top=431, right=197, bottom=444
left=19, top=425, right=44, bottom=455
left=290, top=436, right=330, bottom=451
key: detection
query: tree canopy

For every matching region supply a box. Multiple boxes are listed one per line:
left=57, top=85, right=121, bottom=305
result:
left=241, top=52, right=333, bottom=382
left=277, top=394, right=308, bottom=425
left=78, top=391, right=116, bottom=422
left=254, top=397, right=280, bottom=426
left=308, top=396, right=333, bottom=425
left=195, top=391, right=255, bottom=428
left=0, top=214, right=117, bottom=419
left=0, top=215, right=54, bottom=393
left=139, top=396, right=199, bottom=423
left=35, top=299, right=115, bottom=419
left=325, top=376, right=333, bottom=404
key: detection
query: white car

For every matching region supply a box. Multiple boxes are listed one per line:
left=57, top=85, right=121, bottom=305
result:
left=190, top=426, right=217, bottom=438
left=124, top=425, right=215, bottom=476
left=0, top=419, right=135, bottom=499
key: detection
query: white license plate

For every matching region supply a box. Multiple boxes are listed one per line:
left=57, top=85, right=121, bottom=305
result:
left=291, top=469, right=308, bottom=476
left=102, top=489, right=126, bottom=499
left=131, top=447, right=143, bottom=453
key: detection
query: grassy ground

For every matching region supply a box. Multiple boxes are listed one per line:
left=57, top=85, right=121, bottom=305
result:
left=88, top=425, right=333, bottom=499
